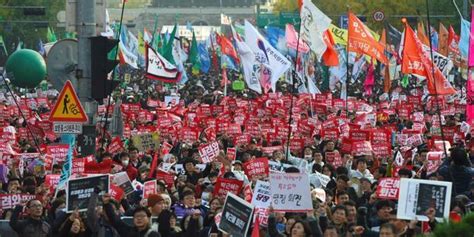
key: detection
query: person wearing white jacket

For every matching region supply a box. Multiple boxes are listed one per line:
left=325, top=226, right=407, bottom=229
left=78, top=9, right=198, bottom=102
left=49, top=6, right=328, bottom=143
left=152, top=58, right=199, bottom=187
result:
left=347, top=157, right=374, bottom=182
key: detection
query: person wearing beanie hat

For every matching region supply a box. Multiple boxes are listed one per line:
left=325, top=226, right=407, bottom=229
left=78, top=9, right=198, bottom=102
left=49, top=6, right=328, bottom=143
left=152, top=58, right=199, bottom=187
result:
left=147, top=194, right=172, bottom=237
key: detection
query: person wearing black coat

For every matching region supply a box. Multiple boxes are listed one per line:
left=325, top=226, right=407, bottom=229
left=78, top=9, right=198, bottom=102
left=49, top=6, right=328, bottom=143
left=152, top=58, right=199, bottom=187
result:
left=103, top=194, right=161, bottom=237
left=10, top=199, right=51, bottom=237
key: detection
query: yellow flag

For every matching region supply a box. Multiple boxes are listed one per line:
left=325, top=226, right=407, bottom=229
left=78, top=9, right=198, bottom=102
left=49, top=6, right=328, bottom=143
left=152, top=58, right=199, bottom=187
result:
left=138, top=31, right=145, bottom=56
left=329, top=24, right=380, bottom=46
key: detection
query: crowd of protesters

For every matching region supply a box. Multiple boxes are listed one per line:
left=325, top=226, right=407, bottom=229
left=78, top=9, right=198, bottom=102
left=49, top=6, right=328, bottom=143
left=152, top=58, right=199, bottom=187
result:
left=0, top=58, right=471, bottom=237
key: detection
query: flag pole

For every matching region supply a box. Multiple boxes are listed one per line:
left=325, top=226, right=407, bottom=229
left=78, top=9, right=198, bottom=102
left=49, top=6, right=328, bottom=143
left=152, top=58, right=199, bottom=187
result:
left=285, top=11, right=304, bottom=160
left=101, top=0, right=127, bottom=151
left=425, top=0, right=448, bottom=158
left=345, top=6, right=351, bottom=117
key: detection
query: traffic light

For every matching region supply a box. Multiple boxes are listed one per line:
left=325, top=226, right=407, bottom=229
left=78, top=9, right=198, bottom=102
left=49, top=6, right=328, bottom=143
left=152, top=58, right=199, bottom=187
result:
left=90, top=36, right=119, bottom=102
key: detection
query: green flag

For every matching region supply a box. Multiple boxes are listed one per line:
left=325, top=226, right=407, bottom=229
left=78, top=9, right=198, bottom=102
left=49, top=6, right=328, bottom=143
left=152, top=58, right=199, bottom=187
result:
left=189, top=31, right=201, bottom=74
left=47, top=27, right=57, bottom=43
left=154, top=33, right=164, bottom=55
left=64, top=32, right=76, bottom=39
left=0, top=35, right=8, bottom=56
left=162, top=24, right=177, bottom=65
left=401, top=74, right=409, bottom=88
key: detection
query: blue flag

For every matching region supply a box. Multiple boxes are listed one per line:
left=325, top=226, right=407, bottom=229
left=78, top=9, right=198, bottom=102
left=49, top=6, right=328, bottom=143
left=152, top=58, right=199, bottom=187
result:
left=38, top=39, right=45, bottom=56
left=58, top=134, right=76, bottom=190
left=221, top=54, right=238, bottom=71
left=265, top=26, right=285, bottom=49
left=460, top=19, right=470, bottom=59
left=198, top=43, right=211, bottom=73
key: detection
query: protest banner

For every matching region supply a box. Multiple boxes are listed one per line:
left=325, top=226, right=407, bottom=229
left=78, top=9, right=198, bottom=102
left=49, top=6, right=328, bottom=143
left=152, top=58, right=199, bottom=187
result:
left=213, top=177, right=243, bottom=198
left=66, top=174, right=109, bottom=212
left=218, top=192, right=254, bottom=237
left=198, top=141, right=220, bottom=163
left=131, top=132, right=160, bottom=152
left=397, top=178, right=452, bottom=221
left=269, top=173, right=313, bottom=212
left=0, top=194, right=36, bottom=209
left=375, top=178, right=400, bottom=200
left=251, top=180, right=271, bottom=208
left=113, top=172, right=135, bottom=195
left=143, top=180, right=157, bottom=199
left=243, top=158, right=269, bottom=180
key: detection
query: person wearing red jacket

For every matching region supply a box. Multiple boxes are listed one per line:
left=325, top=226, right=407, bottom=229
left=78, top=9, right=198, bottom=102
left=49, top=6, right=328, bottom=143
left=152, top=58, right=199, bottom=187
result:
left=119, top=152, right=138, bottom=181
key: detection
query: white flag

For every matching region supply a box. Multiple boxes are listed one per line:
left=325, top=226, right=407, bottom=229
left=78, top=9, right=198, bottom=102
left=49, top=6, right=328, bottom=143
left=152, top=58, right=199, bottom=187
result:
left=145, top=45, right=181, bottom=83
left=300, top=0, right=332, bottom=60
left=231, top=25, right=262, bottom=94
left=119, top=41, right=138, bottom=69
left=244, top=20, right=291, bottom=92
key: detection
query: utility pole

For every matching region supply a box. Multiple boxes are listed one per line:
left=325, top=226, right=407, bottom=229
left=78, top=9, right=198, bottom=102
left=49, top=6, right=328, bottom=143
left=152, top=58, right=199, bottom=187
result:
left=76, top=0, right=97, bottom=125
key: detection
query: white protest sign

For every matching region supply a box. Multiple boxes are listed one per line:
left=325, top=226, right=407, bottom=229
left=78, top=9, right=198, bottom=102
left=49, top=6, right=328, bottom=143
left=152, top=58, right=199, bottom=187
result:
left=251, top=180, right=271, bottom=208
left=309, top=172, right=331, bottom=188
left=397, top=178, right=452, bottom=222
left=269, top=172, right=313, bottom=212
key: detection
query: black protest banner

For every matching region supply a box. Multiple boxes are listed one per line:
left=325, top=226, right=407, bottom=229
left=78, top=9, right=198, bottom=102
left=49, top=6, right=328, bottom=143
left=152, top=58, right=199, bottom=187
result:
left=66, top=174, right=109, bottom=212
left=218, top=192, right=254, bottom=237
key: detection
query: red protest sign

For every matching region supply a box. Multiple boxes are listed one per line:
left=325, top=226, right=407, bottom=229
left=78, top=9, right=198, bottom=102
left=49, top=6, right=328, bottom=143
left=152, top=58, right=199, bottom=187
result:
left=213, top=177, right=243, bottom=198
left=243, top=158, right=269, bottom=180
left=372, top=143, right=392, bottom=159
left=72, top=158, right=85, bottom=175
left=325, top=151, right=343, bottom=168
left=321, top=128, right=339, bottom=141
left=156, top=170, right=174, bottom=188
left=107, top=137, right=124, bottom=154
left=46, top=144, right=70, bottom=163
left=198, top=141, right=220, bottom=163
left=352, top=141, right=373, bottom=156
left=375, top=178, right=400, bottom=200
left=110, top=184, right=124, bottom=201
left=143, top=180, right=157, bottom=199
left=370, top=129, right=391, bottom=145
left=45, top=174, right=60, bottom=188
left=426, top=152, right=443, bottom=176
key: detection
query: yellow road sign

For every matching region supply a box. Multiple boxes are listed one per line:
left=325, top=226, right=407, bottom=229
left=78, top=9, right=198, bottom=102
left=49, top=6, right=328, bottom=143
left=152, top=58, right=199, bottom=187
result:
left=49, top=80, right=88, bottom=123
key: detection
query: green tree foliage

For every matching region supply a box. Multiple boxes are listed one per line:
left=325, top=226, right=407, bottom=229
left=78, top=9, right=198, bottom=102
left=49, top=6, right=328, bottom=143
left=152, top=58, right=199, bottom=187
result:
left=272, top=0, right=464, bottom=32
left=0, top=0, right=65, bottom=52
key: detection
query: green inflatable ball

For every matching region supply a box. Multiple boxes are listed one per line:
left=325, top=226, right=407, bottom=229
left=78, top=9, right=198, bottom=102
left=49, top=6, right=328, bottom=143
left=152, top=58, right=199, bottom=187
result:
left=5, top=49, right=46, bottom=88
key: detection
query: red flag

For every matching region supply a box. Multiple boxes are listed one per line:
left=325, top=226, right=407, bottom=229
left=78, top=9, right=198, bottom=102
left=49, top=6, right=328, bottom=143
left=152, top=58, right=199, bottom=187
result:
left=251, top=214, right=260, bottom=237
left=347, top=11, right=388, bottom=64
left=217, top=33, right=240, bottom=64
left=322, top=30, right=339, bottom=66
left=402, top=23, right=456, bottom=95
left=448, top=25, right=461, bottom=66
left=148, top=152, right=159, bottom=178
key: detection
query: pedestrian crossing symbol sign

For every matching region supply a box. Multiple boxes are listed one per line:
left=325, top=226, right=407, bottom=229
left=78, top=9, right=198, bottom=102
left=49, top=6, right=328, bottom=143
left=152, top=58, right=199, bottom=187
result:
left=49, top=80, right=88, bottom=123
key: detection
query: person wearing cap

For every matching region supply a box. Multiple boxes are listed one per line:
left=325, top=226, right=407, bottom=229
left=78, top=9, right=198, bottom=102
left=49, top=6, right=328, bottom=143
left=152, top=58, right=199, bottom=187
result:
left=147, top=194, right=171, bottom=237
